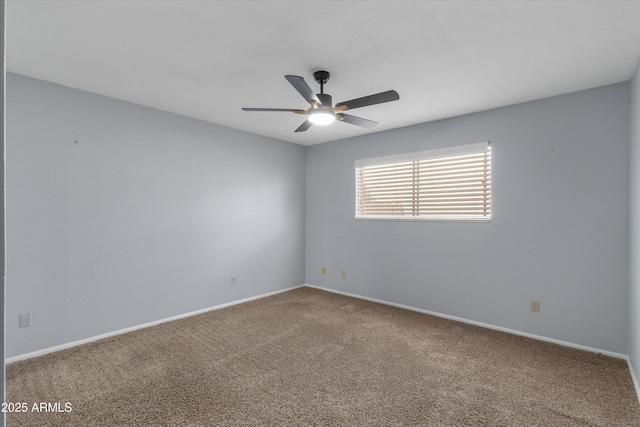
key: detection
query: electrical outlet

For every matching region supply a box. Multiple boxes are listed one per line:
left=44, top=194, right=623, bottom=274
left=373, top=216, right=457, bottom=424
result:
left=19, top=313, right=32, bottom=328
left=230, top=276, right=236, bottom=285
left=341, top=270, right=347, bottom=279
left=322, top=266, right=326, bottom=275
left=530, top=300, right=540, bottom=313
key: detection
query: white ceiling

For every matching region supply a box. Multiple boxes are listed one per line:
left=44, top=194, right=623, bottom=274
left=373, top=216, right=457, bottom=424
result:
left=6, top=0, right=640, bottom=146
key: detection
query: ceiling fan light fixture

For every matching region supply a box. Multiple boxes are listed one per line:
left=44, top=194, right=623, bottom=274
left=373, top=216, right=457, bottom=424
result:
left=308, top=109, right=336, bottom=126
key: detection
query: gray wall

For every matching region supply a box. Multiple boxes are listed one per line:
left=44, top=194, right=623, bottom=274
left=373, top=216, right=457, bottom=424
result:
left=306, top=83, right=630, bottom=354
left=5, top=73, right=306, bottom=358
left=629, top=60, right=640, bottom=379
left=5, top=72, right=634, bottom=361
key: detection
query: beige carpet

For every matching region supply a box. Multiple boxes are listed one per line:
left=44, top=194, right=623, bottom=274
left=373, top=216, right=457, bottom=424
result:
left=6, top=286, right=640, bottom=426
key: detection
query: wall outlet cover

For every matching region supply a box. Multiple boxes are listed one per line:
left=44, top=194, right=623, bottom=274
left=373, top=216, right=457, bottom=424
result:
left=19, top=313, right=32, bottom=328
left=530, top=300, right=540, bottom=313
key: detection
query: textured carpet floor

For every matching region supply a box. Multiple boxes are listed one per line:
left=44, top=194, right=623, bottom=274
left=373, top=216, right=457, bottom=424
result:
left=6, top=286, right=640, bottom=426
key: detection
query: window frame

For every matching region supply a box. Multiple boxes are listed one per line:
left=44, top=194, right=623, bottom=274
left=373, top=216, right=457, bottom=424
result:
left=355, top=142, right=491, bottom=222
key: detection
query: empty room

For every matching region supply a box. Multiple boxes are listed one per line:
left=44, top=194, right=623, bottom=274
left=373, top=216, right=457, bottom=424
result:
left=4, top=0, right=640, bottom=426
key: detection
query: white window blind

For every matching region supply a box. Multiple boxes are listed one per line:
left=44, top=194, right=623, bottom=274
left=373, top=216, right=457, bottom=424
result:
left=355, top=142, right=491, bottom=221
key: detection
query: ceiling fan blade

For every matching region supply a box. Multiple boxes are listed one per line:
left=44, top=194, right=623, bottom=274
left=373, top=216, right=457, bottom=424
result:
left=285, top=75, right=322, bottom=106
left=335, top=90, right=399, bottom=111
left=337, top=113, right=378, bottom=129
left=294, top=120, right=313, bottom=133
left=242, top=108, right=306, bottom=113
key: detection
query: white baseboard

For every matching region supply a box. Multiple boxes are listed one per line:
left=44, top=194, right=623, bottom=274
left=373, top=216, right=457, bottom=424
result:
left=6, top=285, right=305, bottom=364
left=306, top=284, right=627, bottom=360
left=5, top=282, right=632, bottom=369
left=628, top=357, right=640, bottom=404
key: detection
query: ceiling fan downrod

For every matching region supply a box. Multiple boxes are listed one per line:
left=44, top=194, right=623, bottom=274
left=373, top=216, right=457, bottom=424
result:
left=313, top=70, right=330, bottom=94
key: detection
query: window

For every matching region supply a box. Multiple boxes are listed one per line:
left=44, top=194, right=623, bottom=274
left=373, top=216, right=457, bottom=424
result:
left=355, top=142, right=491, bottom=221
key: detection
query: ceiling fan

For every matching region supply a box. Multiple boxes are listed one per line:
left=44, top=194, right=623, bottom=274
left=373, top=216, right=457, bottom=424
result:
left=242, top=71, right=399, bottom=133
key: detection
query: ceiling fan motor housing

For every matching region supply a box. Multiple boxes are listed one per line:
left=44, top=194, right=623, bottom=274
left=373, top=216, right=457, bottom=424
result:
left=317, top=93, right=333, bottom=107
